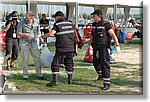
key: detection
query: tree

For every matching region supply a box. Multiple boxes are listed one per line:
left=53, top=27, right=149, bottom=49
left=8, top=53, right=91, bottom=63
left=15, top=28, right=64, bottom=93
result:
left=83, top=13, right=87, bottom=19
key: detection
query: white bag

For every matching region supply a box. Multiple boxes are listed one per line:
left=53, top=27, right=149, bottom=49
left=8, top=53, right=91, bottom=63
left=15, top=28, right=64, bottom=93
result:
left=40, top=45, right=54, bottom=68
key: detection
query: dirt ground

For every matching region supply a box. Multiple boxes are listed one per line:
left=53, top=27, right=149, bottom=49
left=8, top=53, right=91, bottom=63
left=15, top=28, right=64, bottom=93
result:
left=110, top=44, right=143, bottom=93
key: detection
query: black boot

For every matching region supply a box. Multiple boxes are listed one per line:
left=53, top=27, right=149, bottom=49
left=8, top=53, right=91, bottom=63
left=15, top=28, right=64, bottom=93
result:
left=96, top=71, right=102, bottom=81
left=46, top=74, right=57, bottom=87
left=97, top=74, right=102, bottom=81
left=102, top=83, right=110, bottom=90
left=68, top=74, right=73, bottom=84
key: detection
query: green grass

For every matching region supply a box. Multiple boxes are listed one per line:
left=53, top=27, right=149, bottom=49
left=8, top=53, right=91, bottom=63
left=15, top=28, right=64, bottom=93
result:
left=2, top=40, right=143, bottom=94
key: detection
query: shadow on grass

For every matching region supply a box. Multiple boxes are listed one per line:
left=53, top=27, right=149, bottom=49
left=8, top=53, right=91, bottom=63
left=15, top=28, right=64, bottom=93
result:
left=7, top=73, right=101, bottom=90
left=74, top=58, right=92, bottom=67
left=111, top=62, right=142, bottom=69
left=111, top=78, right=143, bottom=88
left=7, top=73, right=51, bottom=81
left=58, top=75, right=101, bottom=89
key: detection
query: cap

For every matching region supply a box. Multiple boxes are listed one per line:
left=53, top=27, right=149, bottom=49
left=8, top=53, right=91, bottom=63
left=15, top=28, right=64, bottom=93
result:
left=12, top=11, right=18, bottom=14
left=52, top=11, right=64, bottom=17
left=91, top=9, right=102, bottom=15
left=42, top=14, right=46, bottom=17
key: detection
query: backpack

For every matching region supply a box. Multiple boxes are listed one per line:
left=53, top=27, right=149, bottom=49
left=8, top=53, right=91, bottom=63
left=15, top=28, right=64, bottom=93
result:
left=74, top=28, right=85, bottom=49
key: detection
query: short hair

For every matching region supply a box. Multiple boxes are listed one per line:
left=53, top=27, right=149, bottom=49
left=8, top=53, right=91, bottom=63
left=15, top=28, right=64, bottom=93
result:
left=42, top=14, right=46, bottom=17
left=26, top=11, right=34, bottom=19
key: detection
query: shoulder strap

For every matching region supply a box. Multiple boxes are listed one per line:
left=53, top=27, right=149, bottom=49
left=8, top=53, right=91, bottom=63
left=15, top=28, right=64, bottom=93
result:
left=101, top=20, right=108, bottom=25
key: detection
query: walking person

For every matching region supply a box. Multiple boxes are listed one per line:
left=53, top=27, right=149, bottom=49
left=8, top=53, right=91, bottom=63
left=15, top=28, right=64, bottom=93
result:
left=4, top=11, right=19, bottom=70
left=89, top=10, right=121, bottom=90
left=40, top=11, right=75, bottom=87
left=17, top=11, right=45, bottom=80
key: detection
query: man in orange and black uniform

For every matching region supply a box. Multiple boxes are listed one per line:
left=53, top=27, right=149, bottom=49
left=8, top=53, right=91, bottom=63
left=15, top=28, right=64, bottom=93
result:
left=89, top=10, right=121, bottom=90
left=40, top=11, right=75, bottom=87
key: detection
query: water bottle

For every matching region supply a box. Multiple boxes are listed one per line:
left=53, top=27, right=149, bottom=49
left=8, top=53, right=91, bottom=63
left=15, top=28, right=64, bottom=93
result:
left=96, top=51, right=99, bottom=58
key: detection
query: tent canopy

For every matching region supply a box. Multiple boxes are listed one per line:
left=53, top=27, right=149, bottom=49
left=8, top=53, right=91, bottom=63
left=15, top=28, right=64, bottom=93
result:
left=0, top=0, right=143, bottom=7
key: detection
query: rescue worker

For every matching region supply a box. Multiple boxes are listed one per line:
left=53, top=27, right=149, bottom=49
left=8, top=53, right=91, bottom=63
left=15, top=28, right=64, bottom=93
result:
left=89, top=10, right=121, bottom=90
left=40, top=11, right=75, bottom=87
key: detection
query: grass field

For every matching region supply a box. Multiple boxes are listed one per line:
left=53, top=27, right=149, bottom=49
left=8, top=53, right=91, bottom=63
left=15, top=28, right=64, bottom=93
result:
left=2, top=38, right=143, bottom=94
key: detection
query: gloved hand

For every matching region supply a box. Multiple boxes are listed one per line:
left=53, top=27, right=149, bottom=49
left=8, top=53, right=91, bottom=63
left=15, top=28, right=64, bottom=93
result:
left=116, top=45, right=121, bottom=54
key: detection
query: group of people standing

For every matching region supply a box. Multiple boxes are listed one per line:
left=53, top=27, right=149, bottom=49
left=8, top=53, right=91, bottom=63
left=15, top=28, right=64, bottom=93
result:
left=3, top=9, right=121, bottom=90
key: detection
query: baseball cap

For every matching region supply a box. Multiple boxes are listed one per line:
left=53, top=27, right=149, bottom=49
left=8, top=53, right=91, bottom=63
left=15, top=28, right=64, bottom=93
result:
left=91, top=9, right=102, bottom=15
left=52, top=11, right=64, bottom=17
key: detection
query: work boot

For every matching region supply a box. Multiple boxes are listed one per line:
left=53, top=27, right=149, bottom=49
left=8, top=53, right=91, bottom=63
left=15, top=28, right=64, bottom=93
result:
left=6, top=66, right=11, bottom=70
left=46, top=74, right=57, bottom=87
left=97, top=74, right=102, bottom=81
left=96, top=70, right=102, bottom=80
left=102, top=83, right=110, bottom=90
left=68, top=74, right=73, bottom=84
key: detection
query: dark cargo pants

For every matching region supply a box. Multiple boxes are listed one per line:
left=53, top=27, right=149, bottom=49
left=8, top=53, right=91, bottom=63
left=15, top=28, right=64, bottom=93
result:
left=51, top=51, right=74, bottom=74
left=93, top=45, right=110, bottom=84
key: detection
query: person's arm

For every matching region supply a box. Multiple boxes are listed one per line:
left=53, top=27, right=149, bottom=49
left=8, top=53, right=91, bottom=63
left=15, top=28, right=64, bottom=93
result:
left=41, top=22, right=57, bottom=38
left=37, top=24, right=45, bottom=43
left=108, top=29, right=121, bottom=53
left=17, top=32, right=34, bottom=40
left=16, top=21, right=34, bottom=40
left=4, top=20, right=12, bottom=31
left=108, top=29, right=119, bottom=46
left=41, top=30, right=56, bottom=39
left=88, top=36, right=93, bottom=45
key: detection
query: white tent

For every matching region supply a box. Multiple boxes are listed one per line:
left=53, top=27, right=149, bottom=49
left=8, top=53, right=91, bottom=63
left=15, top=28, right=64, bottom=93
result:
left=0, top=0, right=143, bottom=27
left=0, top=0, right=143, bottom=7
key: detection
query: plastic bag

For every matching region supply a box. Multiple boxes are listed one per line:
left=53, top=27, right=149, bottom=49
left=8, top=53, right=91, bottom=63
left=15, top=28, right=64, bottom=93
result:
left=0, top=74, right=6, bottom=94
left=40, top=45, right=54, bottom=68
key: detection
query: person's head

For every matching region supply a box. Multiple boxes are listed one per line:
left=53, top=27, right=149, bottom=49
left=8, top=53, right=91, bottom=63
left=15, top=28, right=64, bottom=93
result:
left=11, top=11, right=18, bottom=19
left=91, top=9, right=103, bottom=22
left=52, top=11, right=64, bottom=21
left=25, top=11, right=34, bottom=23
left=129, top=19, right=135, bottom=25
left=42, top=14, right=46, bottom=19
left=6, top=11, right=18, bottom=21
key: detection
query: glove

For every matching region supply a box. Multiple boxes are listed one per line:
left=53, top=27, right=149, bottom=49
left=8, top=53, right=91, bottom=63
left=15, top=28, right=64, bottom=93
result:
left=37, top=34, right=42, bottom=38
left=116, top=45, right=121, bottom=54
left=37, top=33, right=45, bottom=38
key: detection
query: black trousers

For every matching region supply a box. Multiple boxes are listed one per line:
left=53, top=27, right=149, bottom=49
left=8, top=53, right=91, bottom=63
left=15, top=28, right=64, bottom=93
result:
left=51, top=51, right=74, bottom=73
left=93, top=45, right=110, bottom=79
left=5, top=38, right=19, bottom=60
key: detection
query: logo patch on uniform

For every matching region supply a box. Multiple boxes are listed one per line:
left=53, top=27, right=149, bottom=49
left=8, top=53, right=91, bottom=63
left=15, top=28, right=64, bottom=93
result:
left=97, top=26, right=105, bottom=29
left=62, top=26, right=73, bottom=29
